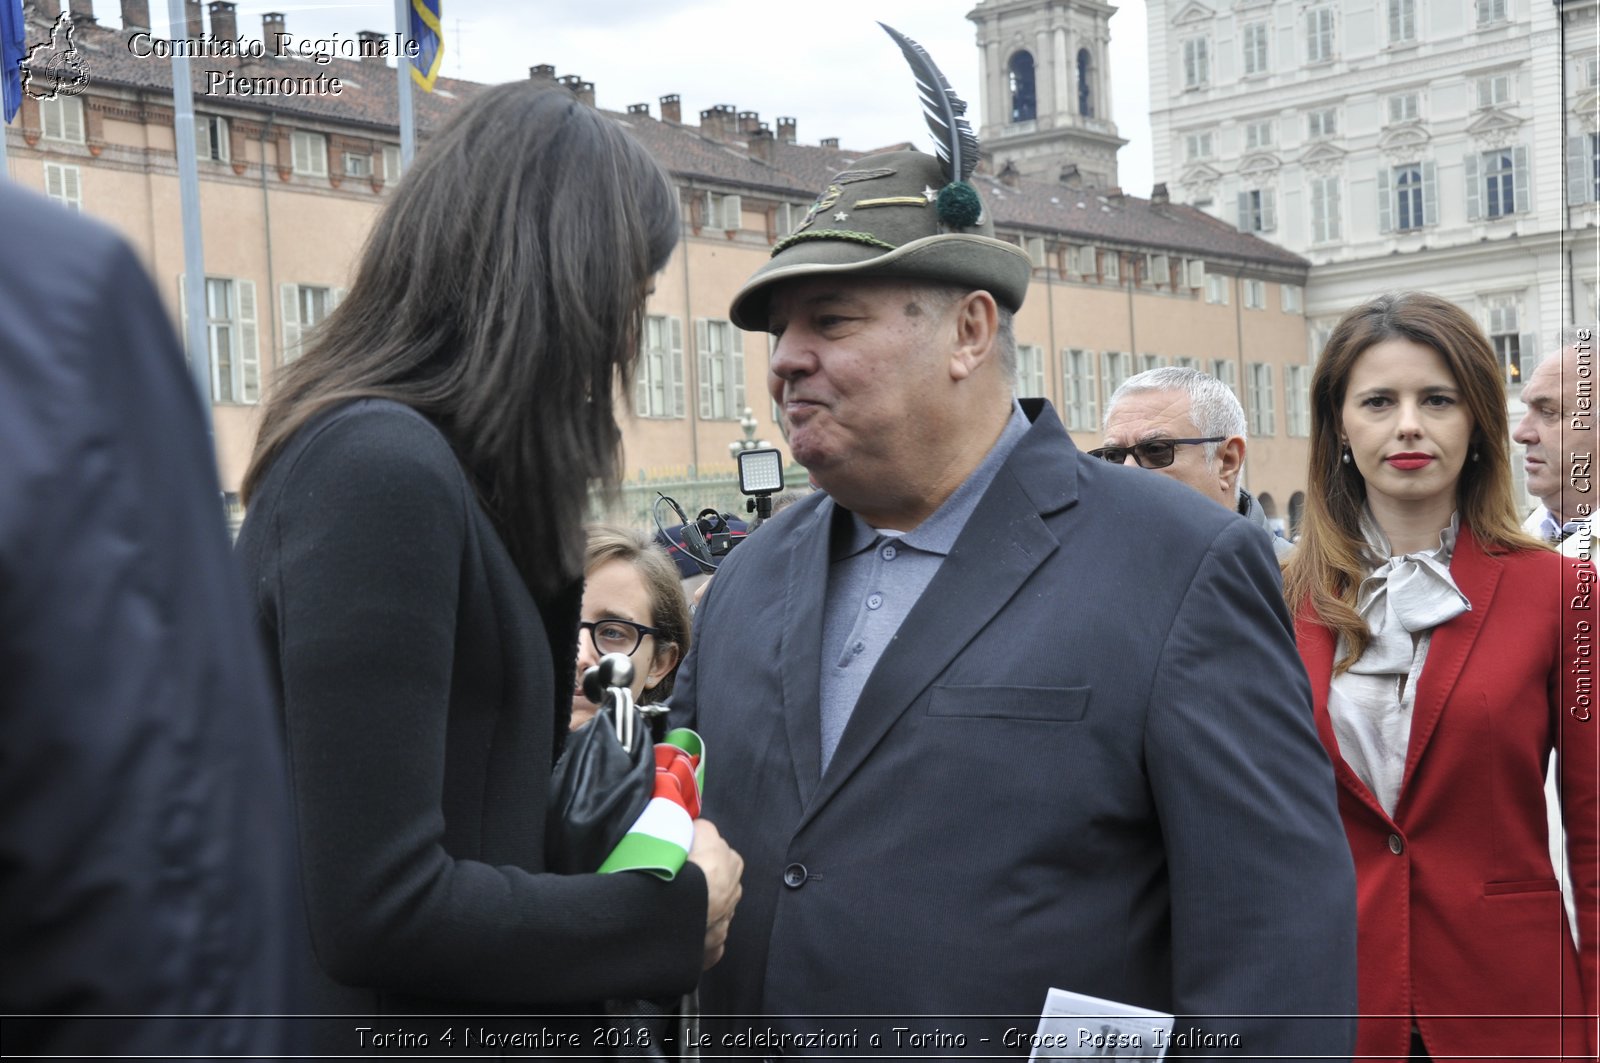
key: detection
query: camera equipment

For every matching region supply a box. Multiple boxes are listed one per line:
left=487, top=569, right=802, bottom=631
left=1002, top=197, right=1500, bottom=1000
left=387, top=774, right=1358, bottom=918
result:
left=736, top=447, right=785, bottom=521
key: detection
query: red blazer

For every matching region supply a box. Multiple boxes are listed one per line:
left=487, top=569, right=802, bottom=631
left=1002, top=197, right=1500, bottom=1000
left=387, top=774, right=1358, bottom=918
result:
left=1297, top=528, right=1599, bottom=1062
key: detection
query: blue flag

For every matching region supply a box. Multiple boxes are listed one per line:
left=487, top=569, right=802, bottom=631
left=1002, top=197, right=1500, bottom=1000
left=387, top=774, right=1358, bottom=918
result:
left=409, top=0, right=441, bottom=93
left=1, top=0, right=24, bottom=123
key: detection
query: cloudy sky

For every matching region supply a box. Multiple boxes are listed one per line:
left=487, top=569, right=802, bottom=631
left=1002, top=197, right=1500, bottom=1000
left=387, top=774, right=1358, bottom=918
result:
left=149, top=0, right=1155, bottom=194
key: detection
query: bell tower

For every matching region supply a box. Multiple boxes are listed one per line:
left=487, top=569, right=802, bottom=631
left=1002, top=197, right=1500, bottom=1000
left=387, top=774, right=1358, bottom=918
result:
left=968, top=0, right=1126, bottom=188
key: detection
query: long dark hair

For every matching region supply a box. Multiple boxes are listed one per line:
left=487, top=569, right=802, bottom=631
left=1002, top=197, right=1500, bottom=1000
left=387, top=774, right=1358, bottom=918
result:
left=242, top=83, right=680, bottom=598
left=1283, top=292, right=1543, bottom=669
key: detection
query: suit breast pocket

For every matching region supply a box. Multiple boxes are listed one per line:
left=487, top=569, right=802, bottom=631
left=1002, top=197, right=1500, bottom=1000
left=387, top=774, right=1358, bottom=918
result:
left=926, top=684, right=1091, bottom=723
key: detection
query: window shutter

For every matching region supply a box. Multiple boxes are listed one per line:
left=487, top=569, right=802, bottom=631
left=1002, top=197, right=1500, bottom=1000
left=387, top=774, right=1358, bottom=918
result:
left=237, top=279, right=260, bottom=403
left=64, top=98, right=83, bottom=142
left=1262, top=189, right=1277, bottom=232
left=1187, top=259, right=1204, bottom=288
left=1520, top=332, right=1537, bottom=381
left=1464, top=154, right=1481, bottom=220
left=731, top=327, right=746, bottom=413
left=332, top=287, right=347, bottom=308
left=1421, top=161, right=1438, bottom=225
left=1570, top=136, right=1592, bottom=205
left=1151, top=254, right=1169, bottom=286
left=1263, top=365, right=1275, bottom=434
left=634, top=324, right=650, bottom=417
left=1376, top=167, right=1393, bottom=233
left=723, top=194, right=742, bottom=231
left=1237, top=191, right=1251, bottom=230
left=1078, top=245, right=1097, bottom=275
left=45, top=163, right=62, bottom=200
left=177, top=274, right=188, bottom=357
left=696, top=319, right=712, bottom=419
left=280, top=283, right=301, bottom=362
left=61, top=166, right=80, bottom=209
left=1512, top=145, right=1529, bottom=214
left=669, top=317, right=685, bottom=418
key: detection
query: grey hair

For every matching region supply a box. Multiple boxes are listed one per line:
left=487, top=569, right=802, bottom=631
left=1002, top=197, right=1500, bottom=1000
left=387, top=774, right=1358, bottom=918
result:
left=916, top=285, right=1017, bottom=379
left=1104, top=366, right=1248, bottom=468
left=1558, top=325, right=1598, bottom=353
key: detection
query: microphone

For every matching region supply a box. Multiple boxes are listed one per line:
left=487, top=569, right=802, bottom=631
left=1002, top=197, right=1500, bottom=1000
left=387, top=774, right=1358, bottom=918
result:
left=581, top=653, right=635, bottom=704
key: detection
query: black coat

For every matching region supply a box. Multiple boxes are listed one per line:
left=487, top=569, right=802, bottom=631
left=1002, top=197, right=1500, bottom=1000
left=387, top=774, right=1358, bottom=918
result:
left=0, top=182, right=298, bottom=1055
left=235, top=399, right=707, bottom=1047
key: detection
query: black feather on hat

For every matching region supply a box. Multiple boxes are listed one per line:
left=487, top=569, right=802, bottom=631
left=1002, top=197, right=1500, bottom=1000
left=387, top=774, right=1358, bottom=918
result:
left=728, top=25, right=1031, bottom=332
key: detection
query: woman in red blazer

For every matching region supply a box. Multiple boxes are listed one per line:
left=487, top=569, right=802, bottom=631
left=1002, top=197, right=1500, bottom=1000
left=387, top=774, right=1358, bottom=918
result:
left=1284, top=292, right=1597, bottom=1061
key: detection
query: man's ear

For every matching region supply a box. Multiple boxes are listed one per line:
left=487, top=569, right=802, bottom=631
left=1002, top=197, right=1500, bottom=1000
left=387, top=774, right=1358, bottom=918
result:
left=948, top=291, right=999, bottom=381
left=1217, top=436, right=1246, bottom=494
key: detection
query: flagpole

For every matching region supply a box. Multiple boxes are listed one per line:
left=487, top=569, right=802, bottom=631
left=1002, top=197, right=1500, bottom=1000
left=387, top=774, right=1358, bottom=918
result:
left=167, top=0, right=212, bottom=433
left=394, top=0, right=414, bottom=168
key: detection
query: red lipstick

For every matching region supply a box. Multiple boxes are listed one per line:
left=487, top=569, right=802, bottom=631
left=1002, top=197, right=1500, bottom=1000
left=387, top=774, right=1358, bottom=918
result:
left=1385, top=452, right=1433, bottom=470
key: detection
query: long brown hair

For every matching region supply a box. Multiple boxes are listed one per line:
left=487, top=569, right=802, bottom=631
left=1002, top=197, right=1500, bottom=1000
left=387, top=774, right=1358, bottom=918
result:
left=242, top=83, right=679, bottom=598
left=1283, top=292, right=1544, bottom=670
left=583, top=524, right=691, bottom=703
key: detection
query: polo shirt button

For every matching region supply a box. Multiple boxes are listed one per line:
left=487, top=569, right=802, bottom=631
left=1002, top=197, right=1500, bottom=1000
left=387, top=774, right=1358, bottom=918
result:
left=882, top=544, right=897, bottom=560
left=1388, top=834, right=1404, bottom=855
left=867, top=593, right=883, bottom=609
left=783, top=863, right=808, bottom=888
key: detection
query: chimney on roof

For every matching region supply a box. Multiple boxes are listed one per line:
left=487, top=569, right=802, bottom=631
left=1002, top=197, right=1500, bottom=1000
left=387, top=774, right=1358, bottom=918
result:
left=820, top=136, right=839, bottom=149
left=68, top=0, right=96, bottom=24
left=578, top=80, right=595, bottom=107
left=659, top=94, right=681, bottom=124
left=776, top=117, right=796, bottom=144
left=627, top=102, right=651, bottom=117
left=998, top=159, right=1021, bottom=188
left=748, top=127, right=775, bottom=164
left=699, top=104, right=735, bottom=141
left=263, top=12, right=286, bottom=55
left=208, top=1, right=236, bottom=41
left=120, top=0, right=149, bottom=30
left=737, top=110, right=761, bottom=135
left=183, top=0, right=202, bottom=35
left=1150, top=182, right=1170, bottom=206
left=1058, top=163, right=1083, bottom=188
left=529, top=64, right=556, bottom=84
left=356, top=30, right=387, bottom=64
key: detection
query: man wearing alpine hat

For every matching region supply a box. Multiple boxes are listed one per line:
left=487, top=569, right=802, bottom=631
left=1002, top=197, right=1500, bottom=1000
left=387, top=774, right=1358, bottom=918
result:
left=671, top=25, right=1356, bottom=1058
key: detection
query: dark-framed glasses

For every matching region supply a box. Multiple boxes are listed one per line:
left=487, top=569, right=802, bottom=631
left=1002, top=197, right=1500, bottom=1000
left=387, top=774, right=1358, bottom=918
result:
left=579, top=618, right=660, bottom=658
left=1087, top=437, right=1226, bottom=470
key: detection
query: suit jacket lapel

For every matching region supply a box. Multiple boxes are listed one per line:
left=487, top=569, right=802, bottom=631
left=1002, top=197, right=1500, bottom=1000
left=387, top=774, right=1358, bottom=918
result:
left=795, top=407, right=1073, bottom=832
left=1397, top=527, right=1500, bottom=810
left=779, top=499, right=832, bottom=809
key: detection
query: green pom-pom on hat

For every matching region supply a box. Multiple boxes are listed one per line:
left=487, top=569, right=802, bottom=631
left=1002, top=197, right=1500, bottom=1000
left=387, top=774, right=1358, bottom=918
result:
left=936, top=181, right=982, bottom=228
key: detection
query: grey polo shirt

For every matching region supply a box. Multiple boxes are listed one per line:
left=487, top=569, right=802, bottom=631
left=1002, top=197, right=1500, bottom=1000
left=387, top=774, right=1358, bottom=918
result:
left=818, top=400, right=1031, bottom=770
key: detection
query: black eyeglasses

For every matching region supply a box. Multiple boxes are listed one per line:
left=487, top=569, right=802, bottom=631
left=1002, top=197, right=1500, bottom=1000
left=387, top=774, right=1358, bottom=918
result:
left=1087, top=437, right=1226, bottom=470
left=579, top=618, right=660, bottom=658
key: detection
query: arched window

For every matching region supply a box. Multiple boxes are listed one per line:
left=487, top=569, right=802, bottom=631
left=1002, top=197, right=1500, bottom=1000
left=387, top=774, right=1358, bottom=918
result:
left=1077, top=49, right=1094, bottom=118
left=1008, top=51, right=1037, bottom=122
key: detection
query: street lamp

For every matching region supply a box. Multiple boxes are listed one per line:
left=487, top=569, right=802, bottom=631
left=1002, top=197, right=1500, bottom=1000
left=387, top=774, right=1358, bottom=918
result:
left=728, top=406, right=770, bottom=458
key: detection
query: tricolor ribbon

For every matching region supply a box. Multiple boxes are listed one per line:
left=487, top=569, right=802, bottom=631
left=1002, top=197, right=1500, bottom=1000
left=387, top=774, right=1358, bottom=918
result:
left=597, top=728, right=704, bottom=879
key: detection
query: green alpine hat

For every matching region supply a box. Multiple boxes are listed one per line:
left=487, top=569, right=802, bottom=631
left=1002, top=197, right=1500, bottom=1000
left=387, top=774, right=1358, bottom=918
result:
left=729, top=149, right=1031, bottom=332
left=728, top=25, right=1031, bottom=333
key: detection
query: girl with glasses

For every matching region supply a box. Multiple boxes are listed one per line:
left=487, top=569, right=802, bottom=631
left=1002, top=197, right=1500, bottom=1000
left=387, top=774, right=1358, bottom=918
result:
left=1283, top=292, right=1596, bottom=1061
left=572, top=524, right=692, bottom=732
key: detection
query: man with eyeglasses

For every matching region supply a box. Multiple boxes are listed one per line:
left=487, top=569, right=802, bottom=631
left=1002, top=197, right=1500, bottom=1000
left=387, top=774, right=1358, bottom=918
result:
left=669, top=113, right=1355, bottom=1055
left=1096, top=366, right=1294, bottom=559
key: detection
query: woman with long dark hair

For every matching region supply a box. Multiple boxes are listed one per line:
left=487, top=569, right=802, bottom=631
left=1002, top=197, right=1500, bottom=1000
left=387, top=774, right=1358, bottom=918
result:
left=1284, top=292, right=1596, bottom=1060
left=236, top=83, right=742, bottom=1031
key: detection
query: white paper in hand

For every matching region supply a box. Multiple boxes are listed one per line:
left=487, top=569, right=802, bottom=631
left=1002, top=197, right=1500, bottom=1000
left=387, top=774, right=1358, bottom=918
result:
left=1025, top=986, right=1175, bottom=1059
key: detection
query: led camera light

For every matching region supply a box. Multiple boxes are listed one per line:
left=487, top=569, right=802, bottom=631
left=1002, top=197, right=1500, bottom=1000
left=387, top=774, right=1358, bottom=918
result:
left=737, top=448, right=784, bottom=495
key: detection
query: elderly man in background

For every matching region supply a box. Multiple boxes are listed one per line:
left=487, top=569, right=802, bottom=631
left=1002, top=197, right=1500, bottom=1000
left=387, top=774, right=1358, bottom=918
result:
left=1516, top=328, right=1596, bottom=557
left=1096, top=366, right=1293, bottom=558
left=1513, top=327, right=1597, bottom=935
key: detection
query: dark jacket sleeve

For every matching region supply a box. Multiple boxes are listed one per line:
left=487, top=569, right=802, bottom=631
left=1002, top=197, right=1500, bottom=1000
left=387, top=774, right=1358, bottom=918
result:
left=262, top=409, right=706, bottom=1004
left=1144, top=518, right=1358, bottom=1054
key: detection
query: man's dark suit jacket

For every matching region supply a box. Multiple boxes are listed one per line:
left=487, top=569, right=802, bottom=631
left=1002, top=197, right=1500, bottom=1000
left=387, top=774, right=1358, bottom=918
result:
left=673, top=399, right=1358, bottom=1057
left=0, top=182, right=298, bottom=1054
